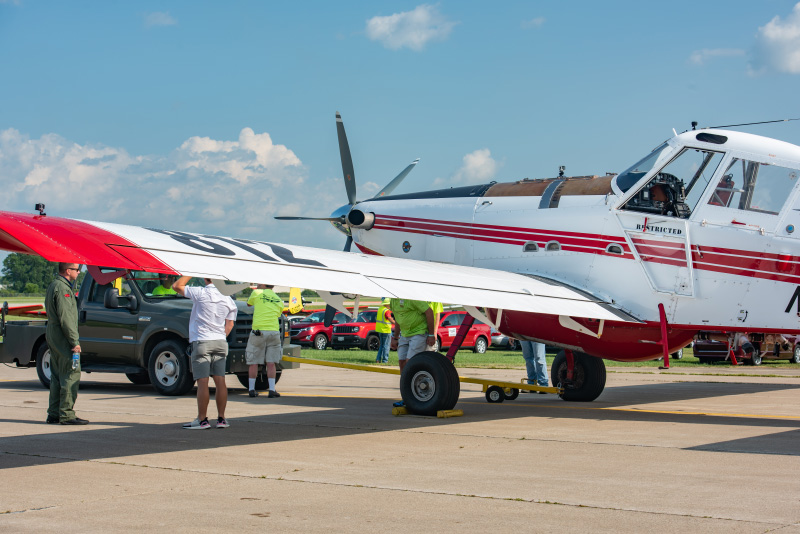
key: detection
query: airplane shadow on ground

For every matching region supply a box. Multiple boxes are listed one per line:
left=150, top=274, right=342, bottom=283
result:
left=1, top=376, right=799, bottom=471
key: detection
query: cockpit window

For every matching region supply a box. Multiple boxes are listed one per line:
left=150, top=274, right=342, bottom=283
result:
left=708, top=158, right=799, bottom=215
left=620, top=147, right=723, bottom=219
left=615, top=143, right=670, bottom=193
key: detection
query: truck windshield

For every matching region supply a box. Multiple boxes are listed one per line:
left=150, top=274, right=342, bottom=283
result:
left=129, top=271, right=199, bottom=297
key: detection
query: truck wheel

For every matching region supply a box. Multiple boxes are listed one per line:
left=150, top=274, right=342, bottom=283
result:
left=126, top=371, right=151, bottom=385
left=313, top=334, right=328, bottom=350
left=148, top=339, right=193, bottom=396
left=551, top=350, right=606, bottom=402
left=400, top=351, right=460, bottom=416
left=792, top=345, right=800, bottom=364
left=35, top=342, right=52, bottom=389
left=365, top=334, right=380, bottom=352
left=236, top=364, right=282, bottom=391
left=473, top=336, right=488, bottom=354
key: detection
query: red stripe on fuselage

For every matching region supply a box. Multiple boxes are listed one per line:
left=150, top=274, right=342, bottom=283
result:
left=0, top=212, right=177, bottom=273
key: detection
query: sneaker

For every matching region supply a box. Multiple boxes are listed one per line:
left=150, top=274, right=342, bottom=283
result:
left=392, top=400, right=405, bottom=407
left=248, top=390, right=259, bottom=397
left=216, top=417, right=229, bottom=429
left=183, top=418, right=211, bottom=430
left=267, top=390, right=280, bottom=398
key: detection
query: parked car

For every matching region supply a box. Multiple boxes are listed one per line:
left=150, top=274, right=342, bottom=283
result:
left=490, top=328, right=520, bottom=350
left=693, top=332, right=800, bottom=365
left=290, top=311, right=349, bottom=350
left=330, top=310, right=380, bottom=350
left=436, top=311, right=492, bottom=353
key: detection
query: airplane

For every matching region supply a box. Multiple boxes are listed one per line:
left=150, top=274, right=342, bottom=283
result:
left=1, top=113, right=800, bottom=416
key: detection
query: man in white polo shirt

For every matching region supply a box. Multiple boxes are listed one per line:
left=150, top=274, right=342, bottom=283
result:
left=173, top=276, right=238, bottom=429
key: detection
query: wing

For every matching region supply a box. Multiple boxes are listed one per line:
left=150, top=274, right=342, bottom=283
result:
left=0, top=211, right=636, bottom=322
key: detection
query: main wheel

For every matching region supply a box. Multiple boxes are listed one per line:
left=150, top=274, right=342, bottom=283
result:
left=35, top=342, right=52, bottom=389
left=400, top=351, right=460, bottom=416
left=485, top=385, right=505, bottom=403
left=473, top=336, right=488, bottom=354
left=148, top=339, right=194, bottom=396
left=365, top=334, right=380, bottom=352
left=550, top=350, right=606, bottom=402
left=792, top=345, right=800, bottom=364
left=236, top=363, right=282, bottom=390
left=313, top=334, right=328, bottom=350
left=126, top=371, right=151, bottom=385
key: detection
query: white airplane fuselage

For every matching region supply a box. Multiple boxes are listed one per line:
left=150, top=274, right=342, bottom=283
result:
left=345, top=129, right=800, bottom=361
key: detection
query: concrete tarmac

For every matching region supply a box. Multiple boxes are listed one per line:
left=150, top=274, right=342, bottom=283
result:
left=1, top=362, right=799, bottom=533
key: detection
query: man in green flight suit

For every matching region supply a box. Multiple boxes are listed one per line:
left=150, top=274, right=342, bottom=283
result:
left=245, top=284, right=284, bottom=398
left=45, top=262, right=89, bottom=425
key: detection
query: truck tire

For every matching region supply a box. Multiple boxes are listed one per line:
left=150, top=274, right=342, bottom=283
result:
left=147, top=339, right=194, bottom=396
left=365, top=334, right=380, bottom=352
left=35, top=342, right=52, bottom=389
left=126, top=371, right=151, bottom=385
left=236, top=364, right=282, bottom=391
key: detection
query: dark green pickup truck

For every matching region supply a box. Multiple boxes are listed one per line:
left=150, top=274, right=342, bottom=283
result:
left=0, top=269, right=295, bottom=395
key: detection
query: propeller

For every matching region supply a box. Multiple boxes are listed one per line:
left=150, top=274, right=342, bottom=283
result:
left=274, top=111, right=418, bottom=251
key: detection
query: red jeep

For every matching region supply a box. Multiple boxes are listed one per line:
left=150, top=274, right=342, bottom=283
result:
left=330, top=310, right=381, bottom=350
left=436, top=311, right=492, bottom=353
left=290, top=311, right=349, bottom=350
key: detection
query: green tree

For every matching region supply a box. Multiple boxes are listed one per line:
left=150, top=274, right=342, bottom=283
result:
left=1, top=253, right=57, bottom=292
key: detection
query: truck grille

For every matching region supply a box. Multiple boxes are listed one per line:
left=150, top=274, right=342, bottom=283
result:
left=228, top=316, right=253, bottom=348
left=333, top=326, right=359, bottom=334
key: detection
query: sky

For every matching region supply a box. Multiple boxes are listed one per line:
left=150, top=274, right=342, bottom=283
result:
left=2, top=0, right=800, bottom=253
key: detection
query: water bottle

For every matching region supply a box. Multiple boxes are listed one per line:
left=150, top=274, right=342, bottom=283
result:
left=71, top=352, right=80, bottom=370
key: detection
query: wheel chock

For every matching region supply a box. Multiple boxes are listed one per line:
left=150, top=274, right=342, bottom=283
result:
left=392, top=406, right=409, bottom=416
left=437, top=409, right=463, bottom=418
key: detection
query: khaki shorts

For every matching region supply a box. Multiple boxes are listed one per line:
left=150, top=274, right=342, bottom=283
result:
left=397, top=334, right=428, bottom=361
left=191, top=339, right=228, bottom=379
left=245, top=331, right=282, bottom=365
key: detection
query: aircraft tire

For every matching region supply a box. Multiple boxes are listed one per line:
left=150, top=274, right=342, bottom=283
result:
left=400, top=351, right=460, bottom=416
left=551, top=350, right=606, bottom=402
left=235, top=364, right=282, bottom=390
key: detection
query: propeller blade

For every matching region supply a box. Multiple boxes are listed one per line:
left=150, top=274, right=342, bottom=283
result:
left=343, top=235, right=353, bottom=252
left=274, top=216, right=344, bottom=222
left=373, top=158, right=419, bottom=198
left=336, top=111, right=357, bottom=205
left=323, top=304, right=337, bottom=327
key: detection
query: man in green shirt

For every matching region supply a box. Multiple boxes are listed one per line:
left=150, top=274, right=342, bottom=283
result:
left=152, top=274, right=177, bottom=296
left=245, top=284, right=284, bottom=398
left=388, top=298, right=435, bottom=372
left=45, top=262, right=88, bottom=425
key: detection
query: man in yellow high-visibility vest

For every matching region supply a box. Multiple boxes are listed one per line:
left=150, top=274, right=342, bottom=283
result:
left=375, top=298, right=395, bottom=364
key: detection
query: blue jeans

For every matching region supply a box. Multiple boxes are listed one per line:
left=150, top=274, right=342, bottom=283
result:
left=521, top=341, right=549, bottom=386
left=376, top=332, right=391, bottom=363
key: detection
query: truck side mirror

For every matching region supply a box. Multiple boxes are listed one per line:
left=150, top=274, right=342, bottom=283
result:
left=125, top=294, right=138, bottom=312
left=104, top=287, right=120, bottom=309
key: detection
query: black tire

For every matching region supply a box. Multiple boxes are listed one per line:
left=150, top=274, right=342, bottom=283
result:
left=550, top=350, right=606, bottom=402
left=473, top=336, right=488, bottom=354
left=125, top=371, right=151, bottom=385
left=504, top=388, right=520, bottom=401
left=147, top=339, right=194, bottom=396
left=235, top=363, right=282, bottom=391
left=671, top=348, right=683, bottom=360
left=485, top=385, right=505, bottom=403
left=365, top=334, right=380, bottom=352
left=400, top=351, right=460, bottom=416
left=35, top=342, right=52, bottom=389
left=697, top=357, right=711, bottom=364
left=313, top=333, right=328, bottom=350
left=749, top=351, right=762, bottom=366
left=792, top=345, right=800, bottom=364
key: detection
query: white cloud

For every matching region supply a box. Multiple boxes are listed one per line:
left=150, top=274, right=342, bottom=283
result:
left=750, top=2, right=800, bottom=74
left=521, top=17, right=545, bottom=30
left=144, top=11, right=177, bottom=28
left=433, top=148, right=499, bottom=187
left=0, top=128, right=345, bottom=248
left=688, top=48, right=744, bottom=66
left=365, top=4, right=457, bottom=51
